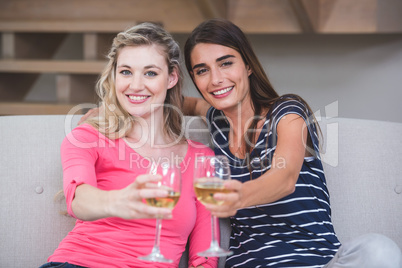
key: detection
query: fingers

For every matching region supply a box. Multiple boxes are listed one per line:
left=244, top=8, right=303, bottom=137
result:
left=213, top=191, right=240, bottom=204
left=213, top=180, right=242, bottom=204
left=224, top=179, right=243, bottom=191
left=124, top=202, right=172, bottom=219
left=203, top=180, right=242, bottom=218
left=107, top=174, right=175, bottom=220
left=119, top=186, right=172, bottom=219
left=131, top=174, right=170, bottom=200
left=204, top=202, right=238, bottom=218
left=136, top=203, right=173, bottom=219
left=138, top=188, right=169, bottom=199
left=125, top=174, right=172, bottom=219
left=134, top=174, right=162, bottom=186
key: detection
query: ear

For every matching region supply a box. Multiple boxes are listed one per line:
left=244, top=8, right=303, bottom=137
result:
left=247, top=65, right=253, bottom=76
left=167, top=68, right=179, bottom=90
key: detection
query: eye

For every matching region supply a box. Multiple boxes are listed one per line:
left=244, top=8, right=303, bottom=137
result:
left=120, top=70, right=132, bottom=76
left=145, top=71, right=157, bottom=77
left=195, top=68, right=208, bottom=76
left=221, top=61, right=233, bottom=67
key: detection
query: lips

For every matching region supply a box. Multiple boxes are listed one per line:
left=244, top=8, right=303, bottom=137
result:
left=211, top=86, right=233, bottom=97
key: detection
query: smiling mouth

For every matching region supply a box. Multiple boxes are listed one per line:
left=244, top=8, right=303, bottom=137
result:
left=212, top=87, right=233, bottom=96
left=127, top=95, right=149, bottom=101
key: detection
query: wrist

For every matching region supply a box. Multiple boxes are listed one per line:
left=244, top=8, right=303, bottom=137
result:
left=240, top=180, right=252, bottom=208
left=104, top=189, right=116, bottom=218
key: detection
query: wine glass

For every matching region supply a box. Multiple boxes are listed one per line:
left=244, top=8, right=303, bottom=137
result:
left=193, top=155, right=233, bottom=257
left=138, top=161, right=181, bottom=263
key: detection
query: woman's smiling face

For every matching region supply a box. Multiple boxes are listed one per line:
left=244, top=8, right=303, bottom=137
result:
left=190, top=43, right=252, bottom=113
left=115, top=44, right=178, bottom=119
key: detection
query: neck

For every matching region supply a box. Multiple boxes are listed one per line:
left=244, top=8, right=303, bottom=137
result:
left=224, top=101, right=255, bottom=138
left=124, top=114, right=187, bottom=164
left=224, top=101, right=267, bottom=158
left=126, top=113, right=169, bottom=148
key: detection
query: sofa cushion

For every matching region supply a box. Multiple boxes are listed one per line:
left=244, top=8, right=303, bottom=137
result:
left=0, top=115, right=401, bottom=267
left=320, top=117, right=402, bottom=249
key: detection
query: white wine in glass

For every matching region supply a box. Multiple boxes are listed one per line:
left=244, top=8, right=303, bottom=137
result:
left=194, top=155, right=233, bottom=257
left=138, top=161, right=181, bottom=263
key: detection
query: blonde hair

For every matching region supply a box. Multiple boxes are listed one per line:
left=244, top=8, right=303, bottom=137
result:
left=87, top=22, right=184, bottom=141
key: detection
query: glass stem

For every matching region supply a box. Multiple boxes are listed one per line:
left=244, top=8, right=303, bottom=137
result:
left=152, top=218, right=162, bottom=254
left=210, top=215, right=220, bottom=249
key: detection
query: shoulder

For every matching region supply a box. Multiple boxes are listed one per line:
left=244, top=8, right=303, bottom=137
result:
left=267, top=94, right=314, bottom=130
left=271, top=94, right=310, bottom=119
left=65, top=123, right=99, bottom=140
left=62, top=123, right=108, bottom=149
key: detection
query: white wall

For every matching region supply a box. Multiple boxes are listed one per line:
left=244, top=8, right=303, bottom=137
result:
left=27, top=33, right=402, bottom=123
left=176, top=34, right=402, bottom=123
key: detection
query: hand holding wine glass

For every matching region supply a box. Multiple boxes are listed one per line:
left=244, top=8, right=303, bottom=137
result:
left=138, top=161, right=181, bottom=263
left=109, top=173, right=175, bottom=220
left=193, top=155, right=233, bottom=257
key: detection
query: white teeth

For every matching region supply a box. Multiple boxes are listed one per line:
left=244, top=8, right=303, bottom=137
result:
left=128, top=95, right=148, bottom=101
left=213, top=87, right=233, bottom=96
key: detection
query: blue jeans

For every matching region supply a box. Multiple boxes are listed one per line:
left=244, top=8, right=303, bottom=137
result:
left=324, top=233, right=402, bottom=268
left=39, top=262, right=88, bottom=268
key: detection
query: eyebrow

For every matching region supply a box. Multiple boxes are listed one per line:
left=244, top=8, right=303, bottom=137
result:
left=192, top=54, right=235, bottom=70
left=145, top=65, right=162, bottom=70
left=116, top=64, right=131, bottom=69
left=116, top=64, right=162, bottom=70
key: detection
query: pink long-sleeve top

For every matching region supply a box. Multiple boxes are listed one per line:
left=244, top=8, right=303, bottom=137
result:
left=48, top=124, right=218, bottom=268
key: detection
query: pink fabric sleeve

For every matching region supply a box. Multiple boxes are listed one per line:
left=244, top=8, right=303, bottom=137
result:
left=61, top=125, right=101, bottom=218
left=188, top=147, right=218, bottom=268
left=188, top=200, right=219, bottom=268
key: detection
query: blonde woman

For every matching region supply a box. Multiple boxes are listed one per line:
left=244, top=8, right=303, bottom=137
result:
left=40, top=23, right=217, bottom=268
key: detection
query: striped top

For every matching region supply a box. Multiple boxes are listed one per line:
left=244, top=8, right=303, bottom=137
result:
left=206, top=96, right=340, bottom=267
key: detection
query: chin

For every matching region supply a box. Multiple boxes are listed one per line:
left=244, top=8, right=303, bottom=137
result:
left=124, top=110, right=142, bottom=117
left=212, top=101, right=235, bottom=112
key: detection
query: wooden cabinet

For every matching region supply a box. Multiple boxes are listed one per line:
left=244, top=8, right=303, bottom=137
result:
left=0, top=22, right=127, bottom=115
left=0, top=0, right=401, bottom=115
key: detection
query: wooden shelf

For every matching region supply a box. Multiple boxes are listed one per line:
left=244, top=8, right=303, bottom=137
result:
left=0, top=102, right=86, bottom=115
left=0, top=60, right=106, bottom=74
left=0, top=0, right=401, bottom=34
left=1, top=0, right=401, bottom=115
left=0, top=20, right=137, bottom=33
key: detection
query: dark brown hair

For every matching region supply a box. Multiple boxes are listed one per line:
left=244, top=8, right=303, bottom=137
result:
left=184, top=18, right=320, bottom=159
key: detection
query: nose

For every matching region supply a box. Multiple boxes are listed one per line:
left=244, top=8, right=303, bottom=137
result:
left=210, top=68, right=223, bottom=86
left=129, top=74, right=144, bottom=91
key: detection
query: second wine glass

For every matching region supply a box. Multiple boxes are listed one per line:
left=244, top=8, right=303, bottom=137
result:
left=193, top=155, right=233, bottom=257
left=138, top=161, right=181, bottom=263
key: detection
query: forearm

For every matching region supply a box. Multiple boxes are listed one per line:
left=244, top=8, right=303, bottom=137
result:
left=182, top=96, right=210, bottom=117
left=204, top=114, right=307, bottom=217
left=205, top=164, right=299, bottom=219
left=241, top=115, right=307, bottom=208
left=71, top=184, right=113, bottom=221
left=241, top=167, right=297, bottom=208
left=70, top=176, right=173, bottom=221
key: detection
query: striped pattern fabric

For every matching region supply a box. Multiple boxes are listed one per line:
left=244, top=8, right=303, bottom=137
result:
left=206, top=96, right=340, bottom=267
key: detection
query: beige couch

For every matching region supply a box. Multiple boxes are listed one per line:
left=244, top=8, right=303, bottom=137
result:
left=1, top=114, right=401, bottom=267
